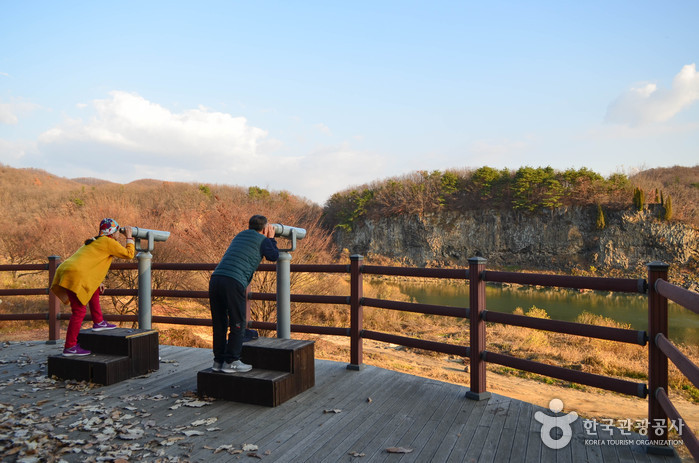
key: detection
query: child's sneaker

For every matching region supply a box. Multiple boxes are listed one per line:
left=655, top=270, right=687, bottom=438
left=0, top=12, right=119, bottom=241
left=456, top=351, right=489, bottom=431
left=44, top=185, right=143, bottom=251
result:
left=63, top=344, right=91, bottom=356
left=93, top=320, right=117, bottom=331
left=221, top=360, right=252, bottom=373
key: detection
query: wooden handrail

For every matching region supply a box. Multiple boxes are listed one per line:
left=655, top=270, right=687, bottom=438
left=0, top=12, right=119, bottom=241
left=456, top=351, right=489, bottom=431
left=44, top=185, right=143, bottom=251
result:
left=484, top=351, right=647, bottom=397
left=1, top=255, right=697, bottom=458
left=482, top=310, right=647, bottom=345
left=655, top=388, right=699, bottom=460
left=655, top=333, right=699, bottom=390
left=362, top=297, right=468, bottom=318
left=362, top=265, right=469, bottom=279
left=655, top=278, right=699, bottom=316
left=362, top=329, right=470, bottom=357
left=484, top=270, right=646, bottom=293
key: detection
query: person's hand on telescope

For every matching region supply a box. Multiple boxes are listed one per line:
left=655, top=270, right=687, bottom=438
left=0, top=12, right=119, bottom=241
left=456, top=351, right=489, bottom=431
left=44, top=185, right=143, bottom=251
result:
left=121, top=226, right=133, bottom=240
left=262, top=224, right=275, bottom=239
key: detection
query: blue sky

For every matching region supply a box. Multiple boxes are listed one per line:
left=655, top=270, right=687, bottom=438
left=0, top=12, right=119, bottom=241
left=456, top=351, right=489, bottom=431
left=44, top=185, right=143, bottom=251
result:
left=1, top=1, right=697, bottom=204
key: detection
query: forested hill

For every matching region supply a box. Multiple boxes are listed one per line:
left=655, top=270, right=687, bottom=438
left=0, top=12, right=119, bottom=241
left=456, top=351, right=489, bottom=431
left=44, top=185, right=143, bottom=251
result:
left=1, top=163, right=697, bottom=287
left=323, top=166, right=698, bottom=288
left=0, top=164, right=334, bottom=269
left=323, top=166, right=699, bottom=231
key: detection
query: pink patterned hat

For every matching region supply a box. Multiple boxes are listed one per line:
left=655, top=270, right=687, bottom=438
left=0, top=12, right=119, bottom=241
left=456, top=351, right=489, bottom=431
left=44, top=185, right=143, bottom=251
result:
left=99, top=218, right=119, bottom=236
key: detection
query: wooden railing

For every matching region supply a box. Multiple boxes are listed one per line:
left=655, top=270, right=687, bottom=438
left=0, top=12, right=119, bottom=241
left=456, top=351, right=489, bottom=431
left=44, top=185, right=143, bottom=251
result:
left=0, top=255, right=697, bottom=458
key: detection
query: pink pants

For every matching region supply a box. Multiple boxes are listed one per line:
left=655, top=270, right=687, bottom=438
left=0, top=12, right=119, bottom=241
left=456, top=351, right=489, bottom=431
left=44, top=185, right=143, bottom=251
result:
left=65, top=290, right=104, bottom=348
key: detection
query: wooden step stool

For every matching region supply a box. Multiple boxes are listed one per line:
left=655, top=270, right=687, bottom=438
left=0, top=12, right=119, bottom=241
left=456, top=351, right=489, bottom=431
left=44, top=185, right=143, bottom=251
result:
left=197, top=338, right=314, bottom=407
left=47, top=328, right=159, bottom=385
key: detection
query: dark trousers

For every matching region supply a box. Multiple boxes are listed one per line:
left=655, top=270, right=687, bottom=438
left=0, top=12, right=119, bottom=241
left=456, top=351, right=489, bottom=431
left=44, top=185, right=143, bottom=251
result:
left=209, top=274, right=247, bottom=363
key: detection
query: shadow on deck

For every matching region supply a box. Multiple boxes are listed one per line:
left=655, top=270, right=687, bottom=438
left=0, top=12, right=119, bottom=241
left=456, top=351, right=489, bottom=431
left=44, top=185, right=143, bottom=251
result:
left=0, top=341, right=682, bottom=462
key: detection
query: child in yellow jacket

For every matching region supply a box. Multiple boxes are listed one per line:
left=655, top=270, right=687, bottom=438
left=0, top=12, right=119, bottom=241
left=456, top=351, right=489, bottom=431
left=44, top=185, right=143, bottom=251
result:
left=51, top=218, right=135, bottom=356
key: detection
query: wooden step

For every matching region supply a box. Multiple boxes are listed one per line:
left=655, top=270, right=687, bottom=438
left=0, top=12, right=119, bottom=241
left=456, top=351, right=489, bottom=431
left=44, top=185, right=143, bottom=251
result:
left=197, top=368, right=295, bottom=407
left=78, top=328, right=159, bottom=376
left=47, top=353, right=132, bottom=386
left=198, top=338, right=315, bottom=406
left=242, top=338, right=315, bottom=394
left=47, top=328, right=160, bottom=386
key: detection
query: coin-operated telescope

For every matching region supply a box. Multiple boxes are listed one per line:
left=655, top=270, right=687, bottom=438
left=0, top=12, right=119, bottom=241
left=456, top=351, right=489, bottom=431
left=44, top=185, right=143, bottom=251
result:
left=271, top=223, right=306, bottom=252
left=119, top=226, right=170, bottom=330
left=269, top=224, right=306, bottom=339
left=120, top=227, right=170, bottom=252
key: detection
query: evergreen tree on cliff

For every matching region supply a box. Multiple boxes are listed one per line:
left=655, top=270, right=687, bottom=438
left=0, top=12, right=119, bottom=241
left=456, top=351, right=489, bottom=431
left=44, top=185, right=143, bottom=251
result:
left=596, top=204, right=606, bottom=230
left=663, top=195, right=673, bottom=221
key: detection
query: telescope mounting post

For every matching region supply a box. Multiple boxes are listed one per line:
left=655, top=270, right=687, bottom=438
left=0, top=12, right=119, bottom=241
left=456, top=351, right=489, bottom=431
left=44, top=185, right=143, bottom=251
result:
left=271, top=226, right=306, bottom=339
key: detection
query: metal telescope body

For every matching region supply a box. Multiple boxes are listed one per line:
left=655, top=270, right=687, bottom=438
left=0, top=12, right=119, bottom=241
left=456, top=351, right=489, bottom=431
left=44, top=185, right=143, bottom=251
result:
left=270, top=224, right=307, bottom=339
left=121, top=227, right=170, bottom=253
left=120, top=227, right=170, bottom=330
left=270, top=223, right=306, bottom=252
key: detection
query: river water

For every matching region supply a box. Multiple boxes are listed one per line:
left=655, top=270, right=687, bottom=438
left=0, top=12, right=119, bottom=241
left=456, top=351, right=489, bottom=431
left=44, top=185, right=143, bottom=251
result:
left=389, top=281, right=698, bottom=346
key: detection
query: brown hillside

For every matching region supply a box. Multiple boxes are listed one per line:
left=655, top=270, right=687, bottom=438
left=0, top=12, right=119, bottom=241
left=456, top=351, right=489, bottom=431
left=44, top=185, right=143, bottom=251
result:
left=72, top=177, right=118, bottom=186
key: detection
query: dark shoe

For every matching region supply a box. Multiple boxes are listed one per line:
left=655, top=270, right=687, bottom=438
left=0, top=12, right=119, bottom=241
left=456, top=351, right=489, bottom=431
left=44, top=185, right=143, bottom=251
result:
left=243, top=329, right=259, bottom=343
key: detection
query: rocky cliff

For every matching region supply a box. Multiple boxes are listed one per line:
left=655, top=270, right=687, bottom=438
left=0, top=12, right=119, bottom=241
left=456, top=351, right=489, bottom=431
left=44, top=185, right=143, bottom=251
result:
left=333, top=206, right=698, bottom=285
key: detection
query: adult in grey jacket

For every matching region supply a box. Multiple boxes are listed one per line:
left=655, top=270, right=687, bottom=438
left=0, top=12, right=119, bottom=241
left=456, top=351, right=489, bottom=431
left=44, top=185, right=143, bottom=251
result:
left=209, top=215, right=279, bottom=373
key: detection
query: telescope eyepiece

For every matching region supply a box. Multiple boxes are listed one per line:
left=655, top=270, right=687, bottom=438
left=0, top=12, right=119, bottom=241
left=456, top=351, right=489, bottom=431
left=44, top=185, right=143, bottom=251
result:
left=271, top=223, right=307, bottom=240
left=119, top=226, right=170, bottom=242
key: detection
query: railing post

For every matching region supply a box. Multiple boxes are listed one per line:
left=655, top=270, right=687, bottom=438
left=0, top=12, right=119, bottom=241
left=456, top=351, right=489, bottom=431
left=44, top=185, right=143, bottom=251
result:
left=647, top=261, right=673, bottom=456
left=347, top=254, right=364, bottom=370
left=466, top=257, right=491, bottom=400
left=47, top=256, right=61, bottom=344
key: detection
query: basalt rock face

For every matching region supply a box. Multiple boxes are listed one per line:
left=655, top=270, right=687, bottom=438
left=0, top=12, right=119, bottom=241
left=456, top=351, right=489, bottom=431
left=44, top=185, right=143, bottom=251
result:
left=333, top=206, right=698, bottom=276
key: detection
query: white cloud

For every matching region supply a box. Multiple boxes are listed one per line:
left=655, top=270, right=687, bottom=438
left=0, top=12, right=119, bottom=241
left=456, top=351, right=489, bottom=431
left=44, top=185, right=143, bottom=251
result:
left=0, top=72, right=9, bottom=77
left=605, top=63, right=699, bottom=126
left=466, top=137, right=533, bottom=168
left=37, top=91, right=270, bottom=173
left=0, top=138, right=38, bottom=161
left=277, top=143, right=385, bottom=201
left=0, top=103, right=18, bottom=124
left=0, top=99, right=41, bottom=125
left=313, top=123, right=332, bottom=135
left=20, top=91, right=378, bottom=203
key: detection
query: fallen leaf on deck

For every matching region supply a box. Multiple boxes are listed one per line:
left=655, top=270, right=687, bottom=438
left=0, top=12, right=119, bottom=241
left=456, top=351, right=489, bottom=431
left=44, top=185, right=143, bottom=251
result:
left=386, top=447, right=413, bottom=454
left=323, top=409, right=342, bottom=414
left=160, top=437, right=185, bottom=446
left=118, top=428, right=144, bottom=440
left=183, top=430, right=204, bottom=437
left=184, top=400, right=209, bottom=408
left=213, top=444, right=233, bottom=454
left=191, top=417, right=217, bottom=427
left=242, top=443, right=258, bottom=451
left=349, top=451, right=366, bottom=457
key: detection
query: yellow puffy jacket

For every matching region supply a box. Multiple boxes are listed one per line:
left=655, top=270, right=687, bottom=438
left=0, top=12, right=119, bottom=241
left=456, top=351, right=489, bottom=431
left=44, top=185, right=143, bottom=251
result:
left=51, top=236, right=135, bottom=305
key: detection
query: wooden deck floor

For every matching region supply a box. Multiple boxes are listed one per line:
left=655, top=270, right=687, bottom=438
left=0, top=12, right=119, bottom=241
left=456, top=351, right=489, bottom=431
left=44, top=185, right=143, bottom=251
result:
left=0, top=341, right=682, bottom=462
